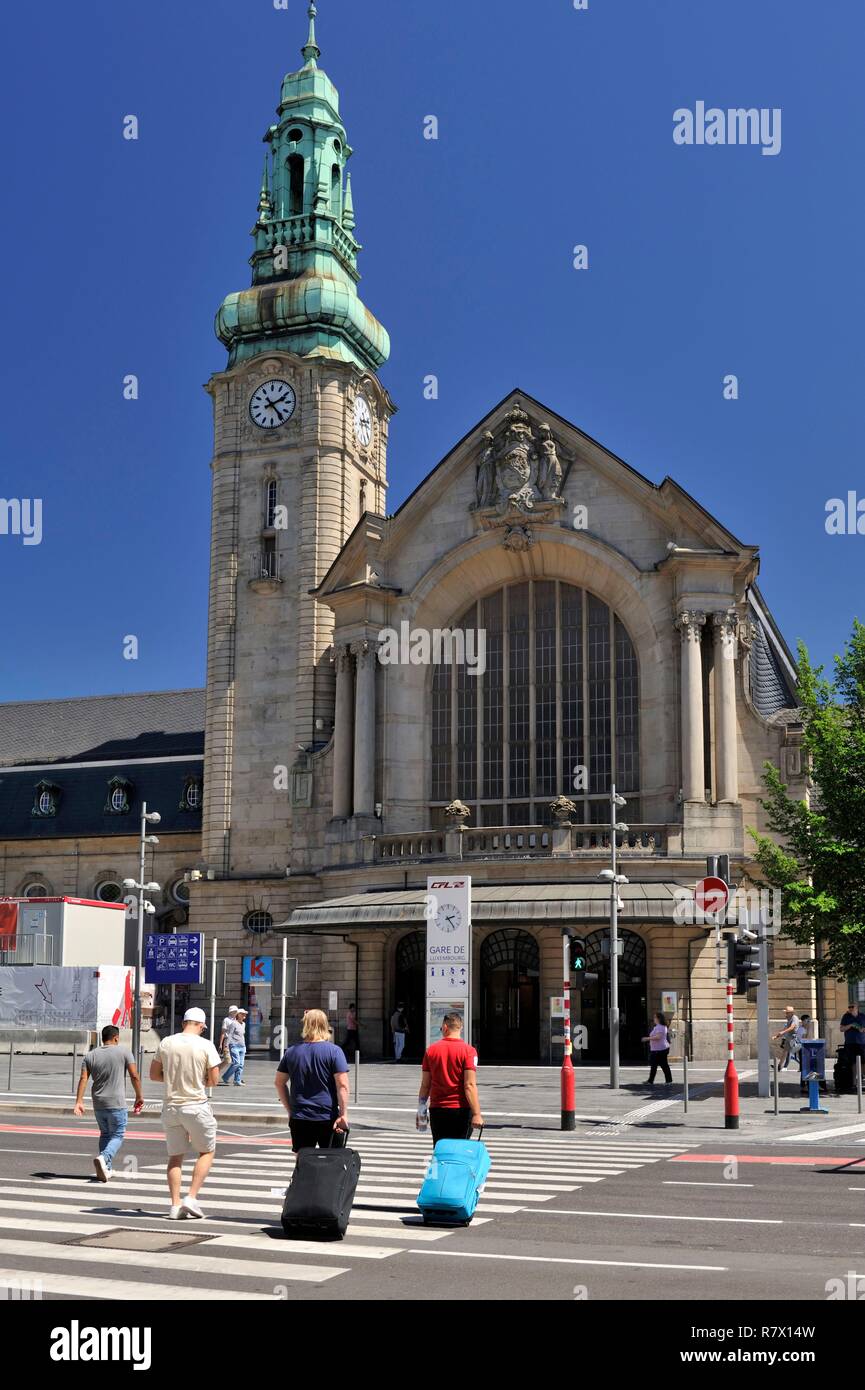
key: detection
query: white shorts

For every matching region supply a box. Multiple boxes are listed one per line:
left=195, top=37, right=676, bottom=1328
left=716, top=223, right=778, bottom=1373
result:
left=162, top=1102, right=217, bottom=1156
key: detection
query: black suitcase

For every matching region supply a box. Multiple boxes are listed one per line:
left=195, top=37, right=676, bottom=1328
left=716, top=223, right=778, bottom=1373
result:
left=281, top=1136, right=361, bottom=1241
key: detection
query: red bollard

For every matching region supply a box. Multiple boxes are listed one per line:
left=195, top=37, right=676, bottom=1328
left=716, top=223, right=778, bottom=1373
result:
left=724, top=1060, right=740, bottom=1129
left=723, top=980, right=739, bottom=1129
left=561, top=1051, right=576, bottom=1131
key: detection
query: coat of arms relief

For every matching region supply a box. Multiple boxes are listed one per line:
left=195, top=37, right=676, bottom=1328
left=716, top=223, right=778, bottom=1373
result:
left=472, top=404, right=570, bottom=549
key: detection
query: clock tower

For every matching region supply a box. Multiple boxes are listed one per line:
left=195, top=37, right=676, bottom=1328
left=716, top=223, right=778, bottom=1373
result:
left=202, top=3, right=393, bottom=874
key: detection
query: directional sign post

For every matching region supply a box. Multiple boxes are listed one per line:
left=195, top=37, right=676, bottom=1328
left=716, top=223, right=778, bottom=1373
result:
left=144, top=933, right=203, bottom=985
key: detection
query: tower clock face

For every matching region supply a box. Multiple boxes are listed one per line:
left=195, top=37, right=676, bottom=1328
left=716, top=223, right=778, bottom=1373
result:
left=435, top=903, right=462, bottom=933
left=353, top=394, right=373, bottom=447
left=249, top=379, right=296, bottom=429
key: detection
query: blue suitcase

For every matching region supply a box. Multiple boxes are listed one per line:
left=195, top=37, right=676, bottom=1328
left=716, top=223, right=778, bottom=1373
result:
left=417, top=1129, right=491, bottom=1225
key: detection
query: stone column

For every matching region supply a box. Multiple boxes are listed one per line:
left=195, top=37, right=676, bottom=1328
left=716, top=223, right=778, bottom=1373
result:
left=351, top=639, right=377, bottom=817
left=712, top=610, right=739, bottom=803
left=331, top=645, right=355, bottom=819
left=674, top=610, right=706, bottom=801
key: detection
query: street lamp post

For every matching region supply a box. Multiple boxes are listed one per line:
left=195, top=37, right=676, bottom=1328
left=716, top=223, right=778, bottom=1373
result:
left=126, top=802, right=161, bottom=1060
left=600, top=786, right=629, bottom=1091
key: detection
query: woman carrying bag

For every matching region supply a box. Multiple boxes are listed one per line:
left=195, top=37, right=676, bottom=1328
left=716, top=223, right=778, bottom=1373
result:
left=643, top=1011, right=673, bottom=1086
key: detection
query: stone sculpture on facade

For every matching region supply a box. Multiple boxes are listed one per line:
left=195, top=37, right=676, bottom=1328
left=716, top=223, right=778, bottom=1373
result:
left=472, top=404, right=569, bottom=539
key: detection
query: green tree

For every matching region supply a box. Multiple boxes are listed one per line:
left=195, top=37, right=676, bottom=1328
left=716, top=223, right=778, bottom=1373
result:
left=749, top=619, right=865, bottom=981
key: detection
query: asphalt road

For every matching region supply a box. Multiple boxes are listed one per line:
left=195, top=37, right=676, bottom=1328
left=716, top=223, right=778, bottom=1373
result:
left=1, top=1115, right=864, bottom=1303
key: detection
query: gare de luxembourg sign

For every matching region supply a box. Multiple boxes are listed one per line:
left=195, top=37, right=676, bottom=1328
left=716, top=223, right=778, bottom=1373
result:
left=425, top=876, right=471, bottom=1046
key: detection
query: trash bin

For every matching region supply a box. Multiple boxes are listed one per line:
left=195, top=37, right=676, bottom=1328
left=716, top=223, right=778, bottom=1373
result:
left=800, top=1039, right=827, bottom=1094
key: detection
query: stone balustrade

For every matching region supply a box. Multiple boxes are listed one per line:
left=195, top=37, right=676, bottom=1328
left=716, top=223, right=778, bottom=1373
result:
left=374, top=823, right=673, bottom=863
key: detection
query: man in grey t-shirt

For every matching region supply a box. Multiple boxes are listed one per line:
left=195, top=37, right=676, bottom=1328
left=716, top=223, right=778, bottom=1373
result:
left=74, top=1025, right=143, bottom=1182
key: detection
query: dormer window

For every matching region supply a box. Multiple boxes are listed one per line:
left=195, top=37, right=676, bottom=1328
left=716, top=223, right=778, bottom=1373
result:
left=181, top=776, right=203, bottom=812
left=105, top=777, right=133, bottom=815
left=32, top=781, right=60, bottom=818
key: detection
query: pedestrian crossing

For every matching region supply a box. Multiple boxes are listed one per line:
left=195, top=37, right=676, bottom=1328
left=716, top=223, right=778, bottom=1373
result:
left=0, top=1132, right=692, bottom=1299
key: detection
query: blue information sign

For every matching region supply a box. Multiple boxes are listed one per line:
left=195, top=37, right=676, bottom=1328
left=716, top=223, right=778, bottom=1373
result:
left=242, top=956, right=273, bottom=984
left=144, top=933, right=203, bottom=984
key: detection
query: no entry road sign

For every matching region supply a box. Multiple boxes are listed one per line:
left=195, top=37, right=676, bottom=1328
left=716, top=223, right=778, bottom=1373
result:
left=695, top=876, right=729, bottom=919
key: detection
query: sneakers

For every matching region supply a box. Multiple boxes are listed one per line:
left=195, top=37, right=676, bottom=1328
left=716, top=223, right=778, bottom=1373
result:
left=234, top=1081, right=245, bottom=1086
left=93, top=1156, right=110, bottom=1183
left=181, top=1196, right=205, bottom=1220
left=167, top=1205, right=184, bottom=1220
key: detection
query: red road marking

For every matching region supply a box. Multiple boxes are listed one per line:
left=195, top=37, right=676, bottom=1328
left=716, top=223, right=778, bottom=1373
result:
left=670, top=1153, right=864, bottom=1166
left=0, top=1123, right=291, bottom=1146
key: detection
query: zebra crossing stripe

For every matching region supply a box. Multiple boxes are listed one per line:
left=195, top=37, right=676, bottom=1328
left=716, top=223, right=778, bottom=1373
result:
left=0, top=1267, right=285, bottom=1301
left=0, top=1237, right=346, bottom=1283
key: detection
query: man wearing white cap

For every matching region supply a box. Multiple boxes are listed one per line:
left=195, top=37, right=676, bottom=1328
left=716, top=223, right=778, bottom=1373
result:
left=150, top=1008, right=221, bottom=1219
left=220, top=1006, right=248, bottom=1087
left=218, top=1005, right=240, bottom=1077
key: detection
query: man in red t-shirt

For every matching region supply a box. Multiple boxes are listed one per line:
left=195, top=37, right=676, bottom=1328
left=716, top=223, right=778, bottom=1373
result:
left=417, top=1013, right=483, bottom=1144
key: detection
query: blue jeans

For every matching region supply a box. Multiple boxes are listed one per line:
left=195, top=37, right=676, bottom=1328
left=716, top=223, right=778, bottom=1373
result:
left=95, top=1108, right=127, bottom=1169
left=223, top=1044, right=246, bottom=1084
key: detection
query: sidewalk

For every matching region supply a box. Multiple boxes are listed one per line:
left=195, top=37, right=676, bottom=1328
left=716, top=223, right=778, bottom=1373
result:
left=1, top=1053, right=863, bottom=1145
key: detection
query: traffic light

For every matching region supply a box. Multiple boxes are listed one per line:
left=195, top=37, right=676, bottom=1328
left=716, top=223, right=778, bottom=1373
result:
left=726, top=933, right=761, bottom=995
left=569, top=941, right=598, bottom=989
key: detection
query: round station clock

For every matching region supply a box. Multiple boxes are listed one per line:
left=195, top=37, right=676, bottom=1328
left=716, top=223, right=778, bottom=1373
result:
left=249, top=379, right=297, bottom=429
left=435, top=903, right=463, bottom=934
left=353, top=394, right=372, bottom=447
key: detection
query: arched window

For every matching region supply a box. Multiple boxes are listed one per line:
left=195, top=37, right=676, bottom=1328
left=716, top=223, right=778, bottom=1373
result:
left=330, top=164, right=341, bottom=219
left=23, top=882, right=49, bottom=898
left=288, top=155, right=304, bottom=217
left=96, top=880, right=123, bottom=903
left=430, top=580, right=639, bottom=826
left=265, top=479, right=279, bottom=528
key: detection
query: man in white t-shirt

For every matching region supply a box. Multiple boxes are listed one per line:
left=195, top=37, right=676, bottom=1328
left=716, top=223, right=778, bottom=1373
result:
left=150, top=1008, right=221, bottom=1219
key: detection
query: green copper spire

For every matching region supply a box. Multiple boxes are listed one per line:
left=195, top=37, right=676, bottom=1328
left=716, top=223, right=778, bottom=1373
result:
left=215, top=3, right=389, bottom=373
left=301, top=2, right=321, bottom=68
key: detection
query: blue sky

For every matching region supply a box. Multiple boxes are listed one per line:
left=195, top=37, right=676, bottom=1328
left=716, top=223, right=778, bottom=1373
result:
left=0, top=0, right=862, bottom=701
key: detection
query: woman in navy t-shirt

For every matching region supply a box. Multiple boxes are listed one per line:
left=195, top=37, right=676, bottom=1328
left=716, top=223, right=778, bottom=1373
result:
left=275, top=1009, right=350, bottom=1150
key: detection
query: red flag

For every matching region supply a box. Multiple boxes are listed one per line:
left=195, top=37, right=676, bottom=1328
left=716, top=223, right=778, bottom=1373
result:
left=112, top=969, right=134, bottom=1027
left=0, top=902, right=17, bottom=947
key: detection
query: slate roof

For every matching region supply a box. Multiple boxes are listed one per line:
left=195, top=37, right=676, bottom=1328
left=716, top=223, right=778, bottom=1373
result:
left=0, top=690, right=205, bottom=768
left=0, top=760, right=203, bottom=840
left=748, top=622, right=797, bottom=719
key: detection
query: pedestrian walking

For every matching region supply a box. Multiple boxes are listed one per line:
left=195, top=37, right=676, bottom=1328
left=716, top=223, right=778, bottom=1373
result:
left=840, top=1000, right=865, bottom=1064
left=342, top=1003, right=359, bottom=1060
left=220, top=1006, right=248, bottom=1086
left=73, top=1025, right=144, bottom=1181
left=218, top=1004, right=239, bottom=1073
left=642, top=1012, right=673, bottom=1086
left=274, top=1009, right=350, bottom=1151
left=416, top=1012, right=482, bottom=1143
left=149, top=1007, right=221, bottom=1220
left=391, top=1002, right=408, bottom=1061
left=773, top=1005, right=801, bottom=1070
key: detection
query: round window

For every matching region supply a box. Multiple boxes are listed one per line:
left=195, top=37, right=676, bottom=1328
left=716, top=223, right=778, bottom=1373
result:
left=185, top=782, right=201, bottom=810
left=23, top=882, right=49, bottom=898
left=111, top=787, right=126, bottom=812
left=172, top=880, right=191, bottom=906
left=244, top=910, right=273, bottom=935
left=333, top=139, right=341, bottom=154
left=96, top=881, right=123, bottom=903
left=288, top=127, right=304, bottom=143
left=39, top=791, right=53, bottom=814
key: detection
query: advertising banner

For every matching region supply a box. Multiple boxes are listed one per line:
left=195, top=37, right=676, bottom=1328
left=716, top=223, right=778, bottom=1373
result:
left=0, top=965, right=135, bottom=1032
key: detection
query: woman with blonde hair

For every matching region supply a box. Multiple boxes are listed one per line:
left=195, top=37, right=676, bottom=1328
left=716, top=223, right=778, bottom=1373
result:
left=274, top=1009, right=351, bottom=1151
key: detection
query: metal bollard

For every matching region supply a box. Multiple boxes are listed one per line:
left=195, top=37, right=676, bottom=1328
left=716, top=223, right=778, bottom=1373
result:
left=138, top=1047, right=144, bottom=1078
left=6, top=1041, right=13, bottom=1092
left=354, top=1050, right=360, bottom=1103
left=683, top=1053, right=689, bottom=1113
left=858, top=1055, right=863, bottom=1116
left=773, top=1057, right=779, bottom=1115
left=71, top=1040, right=78, bottom=1094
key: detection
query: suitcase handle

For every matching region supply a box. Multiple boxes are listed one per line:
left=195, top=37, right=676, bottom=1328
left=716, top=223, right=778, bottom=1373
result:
left=472, top=1124, right=484, bottom=1142
left=329, top=1125, right=349, bottom=1149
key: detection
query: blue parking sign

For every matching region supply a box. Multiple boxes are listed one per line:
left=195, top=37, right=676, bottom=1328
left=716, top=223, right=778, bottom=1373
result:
left=145, top=933, right=203, bottom=984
